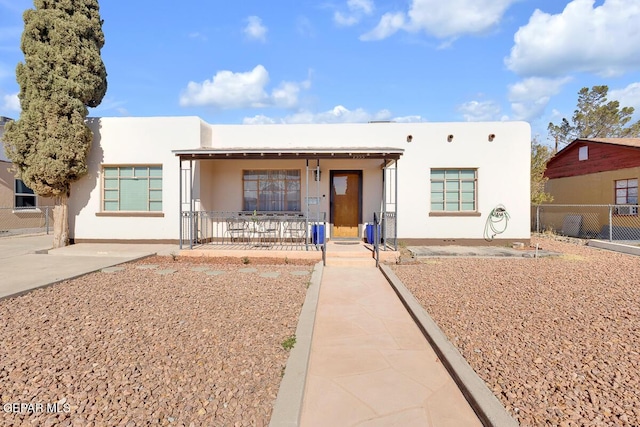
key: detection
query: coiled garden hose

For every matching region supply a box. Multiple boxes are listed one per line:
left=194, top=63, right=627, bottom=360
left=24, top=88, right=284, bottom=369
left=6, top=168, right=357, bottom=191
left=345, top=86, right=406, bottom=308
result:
left=484, top=204, right=510, bottom=241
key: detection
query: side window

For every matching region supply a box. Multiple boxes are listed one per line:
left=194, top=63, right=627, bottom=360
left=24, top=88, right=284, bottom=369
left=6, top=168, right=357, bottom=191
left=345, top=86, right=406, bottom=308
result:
left=15, top=179, right=36, bottom=209
left=614, top=178, right=638, bottom=215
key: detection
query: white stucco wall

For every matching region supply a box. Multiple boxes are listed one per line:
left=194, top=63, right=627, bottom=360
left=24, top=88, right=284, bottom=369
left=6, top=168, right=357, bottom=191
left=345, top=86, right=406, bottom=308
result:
left=394, top=122, right=531, bottom=240
left=69, top=116, right=203, bottom=241
left=69, top=117, right=530, bottom=242
left=207, top=121, right=531, bottom=241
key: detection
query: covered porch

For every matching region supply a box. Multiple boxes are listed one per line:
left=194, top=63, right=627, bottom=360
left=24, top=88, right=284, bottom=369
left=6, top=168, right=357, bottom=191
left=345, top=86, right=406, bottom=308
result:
left=173, top=147, right=402, bottom=257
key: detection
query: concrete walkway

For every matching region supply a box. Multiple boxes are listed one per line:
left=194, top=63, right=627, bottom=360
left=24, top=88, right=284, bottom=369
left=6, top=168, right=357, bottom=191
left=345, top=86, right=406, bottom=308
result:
left=3, top=235, right=513, bottom=426
left=0, top=234, right=178, bottom=299
left=299, top=266, right=483, bottom=426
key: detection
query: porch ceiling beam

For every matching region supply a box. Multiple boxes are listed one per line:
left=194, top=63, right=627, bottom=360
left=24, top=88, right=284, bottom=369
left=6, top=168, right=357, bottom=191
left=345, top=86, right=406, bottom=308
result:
left=172, top=147, right=403, bottom=161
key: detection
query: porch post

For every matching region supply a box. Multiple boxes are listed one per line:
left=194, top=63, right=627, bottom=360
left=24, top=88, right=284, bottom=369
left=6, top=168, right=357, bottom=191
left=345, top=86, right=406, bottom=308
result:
left=178, top=156, right=183, bottom=249
left=305, top=159, right=309, bottom=250
left=189, top=159, right=194, bottom=249
left=382, top=160, right=387, bottom=250
left=395, top=158, right=398, bottom=251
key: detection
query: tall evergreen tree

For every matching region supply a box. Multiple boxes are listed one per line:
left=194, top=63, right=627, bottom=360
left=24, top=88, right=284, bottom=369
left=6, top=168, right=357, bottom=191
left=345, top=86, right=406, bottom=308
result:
left=3, top=0, right=107, bottom=247
left=548, top=85, right=640, bottom=150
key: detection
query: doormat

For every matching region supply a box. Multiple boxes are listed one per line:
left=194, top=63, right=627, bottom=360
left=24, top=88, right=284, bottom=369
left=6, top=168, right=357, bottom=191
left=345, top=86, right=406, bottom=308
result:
left=333, top=241, right=361, bottom=245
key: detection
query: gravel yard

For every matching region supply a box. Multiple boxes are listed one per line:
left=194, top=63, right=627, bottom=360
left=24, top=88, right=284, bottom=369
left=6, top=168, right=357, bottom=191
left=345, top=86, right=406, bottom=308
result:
left=392, top=235, right=640, bottom=426
left=1, top=256, right=314, bottom=426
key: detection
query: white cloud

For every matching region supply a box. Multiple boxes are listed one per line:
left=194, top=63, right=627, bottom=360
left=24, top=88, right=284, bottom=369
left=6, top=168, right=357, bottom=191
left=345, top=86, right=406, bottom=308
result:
left=188, top=32, right=207, bottom=41
left=610, top=82, right=640, bottom=114
left=393, top=115, right=426, bottom=123
left=243, top=115, right=277, bottom=125
left=349, top=0, right=374, bottom=15
left=244, top=16, right=268, bottom=42
left=243, top=105, right=425, bottom=124
left=296, top=16, right=314, bottom=37
left=179, top=65, right=310, bottom=110
left=506, top=0, right=640, bottom=77
left=361, top=0, right=516, bottom=41
left=360, top=13, right=405, bottom=41
left=457, top=100, right=502, bottom=122
left=507, top=77, right=572, bottom=121
left=2, top=92, right=19, bottom=113
left=334, top=0, right=375, bottom=27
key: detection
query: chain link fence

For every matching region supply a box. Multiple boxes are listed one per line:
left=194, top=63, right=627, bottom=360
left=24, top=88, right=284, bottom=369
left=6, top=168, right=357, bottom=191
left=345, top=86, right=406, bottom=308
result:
left=532, top=204, right=640, bottom=241
left=0, top=206, right=52, bottom=237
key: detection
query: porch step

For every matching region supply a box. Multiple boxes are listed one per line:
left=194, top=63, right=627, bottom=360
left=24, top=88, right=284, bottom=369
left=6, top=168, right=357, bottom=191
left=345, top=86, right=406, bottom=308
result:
left=325, top=257, right=377, bottom=267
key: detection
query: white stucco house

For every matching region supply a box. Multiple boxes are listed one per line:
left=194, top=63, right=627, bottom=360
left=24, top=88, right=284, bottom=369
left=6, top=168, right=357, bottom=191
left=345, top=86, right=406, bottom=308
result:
left=68, top=116, right=531, bottom=247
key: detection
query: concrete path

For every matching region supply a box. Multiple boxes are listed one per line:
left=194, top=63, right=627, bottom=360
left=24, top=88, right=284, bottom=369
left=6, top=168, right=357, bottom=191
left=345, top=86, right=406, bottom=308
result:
left=0, top=234, right=178, bottom=299
left=299, top=265, right=483, bottom=426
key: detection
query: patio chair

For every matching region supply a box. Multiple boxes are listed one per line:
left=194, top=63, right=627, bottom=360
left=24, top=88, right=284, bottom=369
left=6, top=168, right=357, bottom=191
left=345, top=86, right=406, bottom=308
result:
left=224, top=218, right=249, bottom=244
left=282, top=218, right=307, bottom=245
left=255, top=218, right=280, bottom=246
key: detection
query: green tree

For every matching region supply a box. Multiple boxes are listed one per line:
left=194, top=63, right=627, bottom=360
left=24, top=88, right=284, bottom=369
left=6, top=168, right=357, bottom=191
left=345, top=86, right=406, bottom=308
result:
left=3, top=0, right=107, bottom=247
left=531, top=139, right=554, bottom=205
left=548, top=85, right=640, bottom=149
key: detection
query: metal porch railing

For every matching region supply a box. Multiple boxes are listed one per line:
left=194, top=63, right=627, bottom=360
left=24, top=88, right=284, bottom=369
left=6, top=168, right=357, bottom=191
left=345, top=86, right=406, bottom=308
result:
left=180, top=211, right=327, bottom=253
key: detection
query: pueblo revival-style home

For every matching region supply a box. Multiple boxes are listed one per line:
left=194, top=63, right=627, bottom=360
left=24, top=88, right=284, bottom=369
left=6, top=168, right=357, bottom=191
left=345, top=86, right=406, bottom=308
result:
left=60, top=116, right=532, bottom=250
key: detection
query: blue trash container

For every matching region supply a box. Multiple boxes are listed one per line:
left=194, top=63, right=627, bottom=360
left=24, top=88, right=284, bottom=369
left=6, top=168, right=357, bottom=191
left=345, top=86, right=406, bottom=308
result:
left=312, top=224, right=325, bottom=244
left=366, top=224, right=381, bottom=244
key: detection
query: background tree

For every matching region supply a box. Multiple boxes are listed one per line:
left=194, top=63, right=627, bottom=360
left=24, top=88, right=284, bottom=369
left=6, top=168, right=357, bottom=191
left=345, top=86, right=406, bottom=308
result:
left=3, top=0, right=107, bottom=247
left=531, top=139, right=554, bottom=205
left=548, top=85, right=640, bottom=150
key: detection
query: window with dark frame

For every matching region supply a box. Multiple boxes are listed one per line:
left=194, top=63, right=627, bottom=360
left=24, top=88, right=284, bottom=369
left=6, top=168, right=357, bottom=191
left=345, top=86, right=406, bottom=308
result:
left=14, top=179, right=36, bottom=209
left=430, top=169, right=477, bottom=212
left=243, top=170, right=301, bottom=212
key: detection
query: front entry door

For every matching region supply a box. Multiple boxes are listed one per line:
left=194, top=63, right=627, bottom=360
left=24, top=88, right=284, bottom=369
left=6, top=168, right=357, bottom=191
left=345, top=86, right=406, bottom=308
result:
left=331, top=170, right=362, bottom=238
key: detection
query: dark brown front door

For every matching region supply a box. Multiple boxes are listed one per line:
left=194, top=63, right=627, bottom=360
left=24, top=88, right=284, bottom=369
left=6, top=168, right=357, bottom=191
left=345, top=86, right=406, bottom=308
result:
left=331, top=171, right=362, bottom=238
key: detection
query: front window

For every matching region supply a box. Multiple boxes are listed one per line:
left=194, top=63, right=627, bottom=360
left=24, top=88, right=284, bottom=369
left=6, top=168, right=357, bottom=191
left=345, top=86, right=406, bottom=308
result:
left=430, top=169, right=477, bottom=212
left=102, top=166, right=162, bottom=212
left=15, top=179, right=36, bottom=209
left=243, top=170, right=301, bottom=211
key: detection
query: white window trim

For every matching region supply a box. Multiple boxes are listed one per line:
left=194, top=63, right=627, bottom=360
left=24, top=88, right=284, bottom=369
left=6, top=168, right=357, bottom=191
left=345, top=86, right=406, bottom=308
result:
left=14, top=179, right=37, bottom=211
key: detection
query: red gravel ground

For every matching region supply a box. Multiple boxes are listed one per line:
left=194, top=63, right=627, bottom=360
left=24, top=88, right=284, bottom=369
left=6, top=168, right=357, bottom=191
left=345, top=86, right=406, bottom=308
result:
left=391, top=235, right=640, bottom=426
left=0, top=256, right=314, bottom=426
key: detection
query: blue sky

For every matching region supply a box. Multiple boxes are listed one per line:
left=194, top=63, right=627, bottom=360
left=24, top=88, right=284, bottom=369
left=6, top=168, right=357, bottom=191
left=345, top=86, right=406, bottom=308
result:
left=1, top=0, right=640, bottom=144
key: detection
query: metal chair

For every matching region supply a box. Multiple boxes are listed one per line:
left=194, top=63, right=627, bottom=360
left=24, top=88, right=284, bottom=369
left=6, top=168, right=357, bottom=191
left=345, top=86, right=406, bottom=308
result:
left=255, top=218, right=280, bottom=246
left=224, top=218, right=249, bottom=244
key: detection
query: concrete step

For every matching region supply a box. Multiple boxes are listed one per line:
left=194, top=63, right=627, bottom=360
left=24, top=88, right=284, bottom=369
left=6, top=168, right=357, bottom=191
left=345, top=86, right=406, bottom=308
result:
left=325, top=257, right=377, bottom=267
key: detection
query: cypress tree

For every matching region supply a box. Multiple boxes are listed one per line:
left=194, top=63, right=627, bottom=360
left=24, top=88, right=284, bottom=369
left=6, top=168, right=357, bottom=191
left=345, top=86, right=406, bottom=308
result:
left=3, top=0, right=107, bottom=247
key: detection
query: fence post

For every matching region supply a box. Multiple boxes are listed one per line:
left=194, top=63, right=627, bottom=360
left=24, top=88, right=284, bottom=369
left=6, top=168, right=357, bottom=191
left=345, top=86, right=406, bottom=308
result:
left=45, top=206, right=50, bottom=234
left=608, top=205, right=613, bottom=242
left=536, top=205, right=540, bottom=234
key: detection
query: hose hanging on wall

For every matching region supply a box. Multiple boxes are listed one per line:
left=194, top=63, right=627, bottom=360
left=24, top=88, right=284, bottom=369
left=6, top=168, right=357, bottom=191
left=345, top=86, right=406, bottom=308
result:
left=484, top=204, right=510, bottom=241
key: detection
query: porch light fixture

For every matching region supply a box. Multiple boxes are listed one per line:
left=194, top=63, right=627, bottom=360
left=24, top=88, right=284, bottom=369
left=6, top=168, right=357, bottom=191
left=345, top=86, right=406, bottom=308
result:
left=406, top=135, right=413, bottom=142
left=447, top=134, right=454, bottom=142
left=314, top=169, right=321, bottom=181
left=488, top=133, right=495, bottom=142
